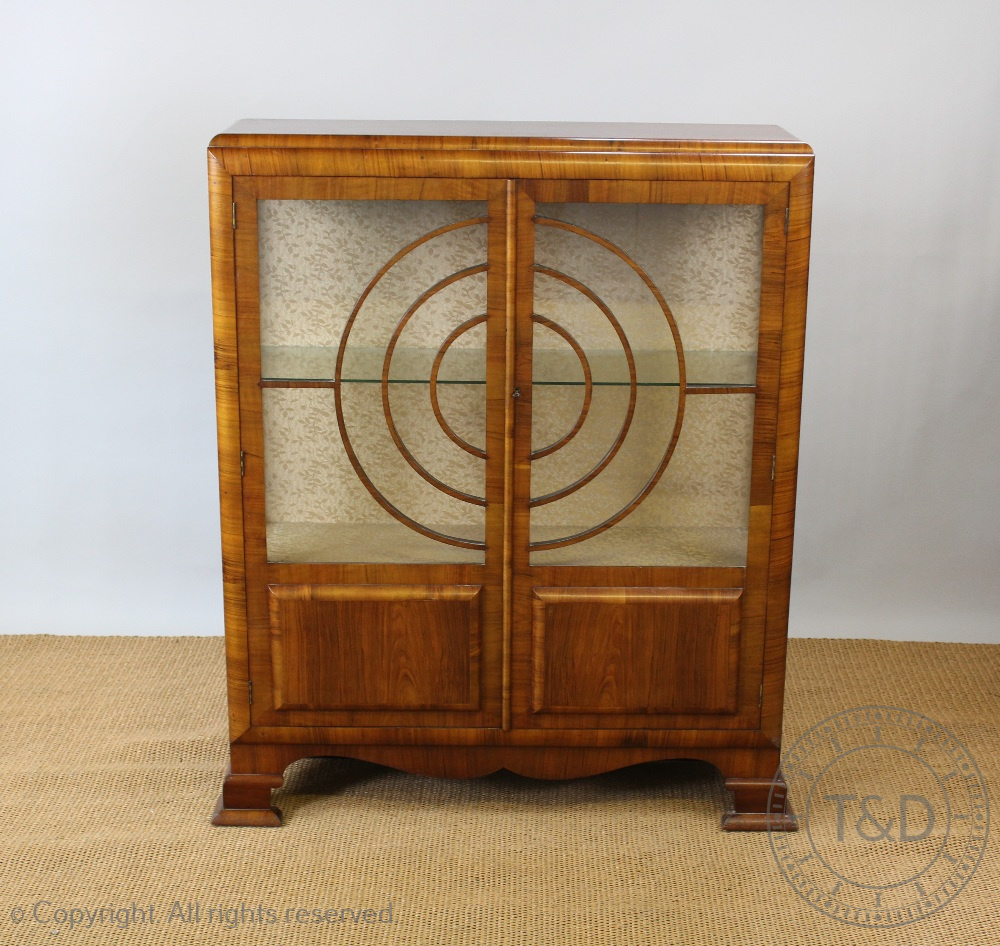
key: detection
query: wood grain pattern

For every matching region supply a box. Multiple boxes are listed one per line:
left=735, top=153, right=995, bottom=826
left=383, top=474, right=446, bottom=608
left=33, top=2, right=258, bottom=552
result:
left=208, top=123, right=813, bottom=830
left=210, top=146, right=812, bottom=185
left=268, top=584, right=482, bottom=713
left=530, top=587, right=741, bottom=717
left=760, top=158, right=814, bottom=745
left=509, top=184, right=538, bottom=732
left=500, top=181, right=518, bottom=732
left=208, top=154, right=251, bottom=742
left=227, top=741, right=781, bottom=783
left=731, top=192, right=792, bottom=727
left=233, top=726, right=778, bottom=750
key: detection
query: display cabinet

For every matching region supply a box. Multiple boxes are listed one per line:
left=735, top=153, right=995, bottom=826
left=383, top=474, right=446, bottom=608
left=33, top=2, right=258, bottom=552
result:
left=207, top=121, right=813, bottom=828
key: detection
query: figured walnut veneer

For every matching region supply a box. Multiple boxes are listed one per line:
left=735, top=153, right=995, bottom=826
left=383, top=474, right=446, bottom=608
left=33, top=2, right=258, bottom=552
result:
left=209, top=121, right=813, bottom=829
left=530, top=587, right=741, bottom=718
left=268, top=584, right=482, bottom=713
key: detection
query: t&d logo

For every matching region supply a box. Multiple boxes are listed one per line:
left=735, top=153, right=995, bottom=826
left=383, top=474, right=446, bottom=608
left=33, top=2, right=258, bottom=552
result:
left=769, top=706, right=988, bottom=928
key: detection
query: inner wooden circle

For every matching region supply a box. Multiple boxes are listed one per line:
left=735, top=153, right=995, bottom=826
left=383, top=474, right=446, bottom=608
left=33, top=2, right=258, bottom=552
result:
left=530, top=314, right=594, bottom=460
left=430, top=315, right=488, bottom=459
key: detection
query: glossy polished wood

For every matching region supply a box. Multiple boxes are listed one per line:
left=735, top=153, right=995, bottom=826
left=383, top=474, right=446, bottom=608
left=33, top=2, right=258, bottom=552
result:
left=209, top=153, right=251, bottom=743
left=267, top=584, right=482, bottom=713
left=209, top=121, right=813, bottom=830
left=722, top=773, right=797, bottom=832
left=211, top=768, right=283, bottom=827
left=215, top=744, right=787, bottom=827
left=530, top=587, right=742, bottom=717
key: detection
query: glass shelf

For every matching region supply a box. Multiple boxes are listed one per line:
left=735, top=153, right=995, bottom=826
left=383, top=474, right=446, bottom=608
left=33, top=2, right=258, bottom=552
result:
left=261, top=346, right=485, bottom=385
left=260, top=346, right=757, bottom=388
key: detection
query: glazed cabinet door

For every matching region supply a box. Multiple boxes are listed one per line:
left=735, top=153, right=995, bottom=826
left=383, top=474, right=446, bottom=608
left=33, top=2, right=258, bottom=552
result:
left=233, top=177, right=509, bottom=729
left=510, top=180, right=790, bottom=731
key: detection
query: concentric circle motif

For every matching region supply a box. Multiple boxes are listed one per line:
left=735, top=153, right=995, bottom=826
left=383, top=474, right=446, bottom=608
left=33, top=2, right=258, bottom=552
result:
left=430, top=315, right=488, bottom=460
left=528, top=217, right=685, bottom=551
left=768, top=706, right=989, bottom=928
left=528, top=267, right=638, bottom=509
left=334, top=217, right=489, bottom=551
left=380, top=263, right=488, bottom=510
left=333, top=214, right=686, bottom=552
left=529, top=313, right=593, bottom=461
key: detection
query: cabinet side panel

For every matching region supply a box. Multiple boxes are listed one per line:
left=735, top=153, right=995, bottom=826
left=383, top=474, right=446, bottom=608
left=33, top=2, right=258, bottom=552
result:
left=531, top=587, right=741, bottom=716
left=209, top=151, right=250, bottom=740
left=268, top=584, right=482, bottom=712
left=762, top=158, right=814, bottom=744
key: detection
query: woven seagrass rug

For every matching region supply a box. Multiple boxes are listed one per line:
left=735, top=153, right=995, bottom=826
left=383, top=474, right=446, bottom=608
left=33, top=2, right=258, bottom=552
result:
left=0, top=636, right=996, bottom=945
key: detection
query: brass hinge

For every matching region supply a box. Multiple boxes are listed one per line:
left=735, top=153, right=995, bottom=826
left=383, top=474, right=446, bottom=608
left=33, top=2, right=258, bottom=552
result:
left=771, top=455, right=776, bottom=481
left=232, top=202, right=237, bottom=229
left=248, top=680, right=253, bottom=705
left=240, top=451, right=245, bottom=476
left=784, top=206, right=789, bottom=235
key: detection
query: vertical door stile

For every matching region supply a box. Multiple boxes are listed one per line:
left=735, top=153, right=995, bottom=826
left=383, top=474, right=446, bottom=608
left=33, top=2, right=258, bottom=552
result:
left=486, top=179, right=516, bottom=730
left=744, top=188, right=792, bottom=726
left=500, top=181, right=518, bottom=730
left=231, top=177, right=270, bottom=723
left=509, top=183, right=537, bottom=727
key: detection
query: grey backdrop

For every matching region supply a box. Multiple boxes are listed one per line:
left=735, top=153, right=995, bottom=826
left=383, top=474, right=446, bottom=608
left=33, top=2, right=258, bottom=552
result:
left=1, top=1, right=998, bottom=641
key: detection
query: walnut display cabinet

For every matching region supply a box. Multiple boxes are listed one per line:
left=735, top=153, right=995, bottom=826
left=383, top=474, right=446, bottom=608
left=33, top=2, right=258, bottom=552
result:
left=207, top=121, right=813, bottom=828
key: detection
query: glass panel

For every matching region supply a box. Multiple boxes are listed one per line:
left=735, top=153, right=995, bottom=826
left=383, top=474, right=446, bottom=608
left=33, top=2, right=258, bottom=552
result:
left=258, top=199, right=489, bottom=564
left=531, top=394, right=755, bottom=566
left=529, top=202, right=764, bottom=566
left=261, top=345, right=487, bottom=385
left=531, top=348, right=757, bottom=388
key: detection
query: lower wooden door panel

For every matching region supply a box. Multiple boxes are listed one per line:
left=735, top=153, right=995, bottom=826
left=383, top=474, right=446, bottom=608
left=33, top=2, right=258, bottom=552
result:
left=510, top=565, right=763, bottom=731
left=249, top=575, right=760, bottom=735
left=530, top=586, right=742, bottom=718
left=252, top=582, right=495, bottom=729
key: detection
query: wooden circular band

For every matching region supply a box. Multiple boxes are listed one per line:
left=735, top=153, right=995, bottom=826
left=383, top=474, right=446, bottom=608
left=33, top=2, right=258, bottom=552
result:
left=528, top=312, right=594, bottom=460
left=381, top=265, right=488, bottom=506
left=429, top=314, right=489, bottom=459
left=528, top=265, right=637, bottom=507
left=528, top=218, right=687, bottom=550
left=334, top=218, right=489, bottom=549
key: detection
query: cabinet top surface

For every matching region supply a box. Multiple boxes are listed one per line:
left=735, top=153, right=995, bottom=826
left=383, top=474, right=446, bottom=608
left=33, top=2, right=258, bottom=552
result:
left=210, top=120, right=811, bottom=153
